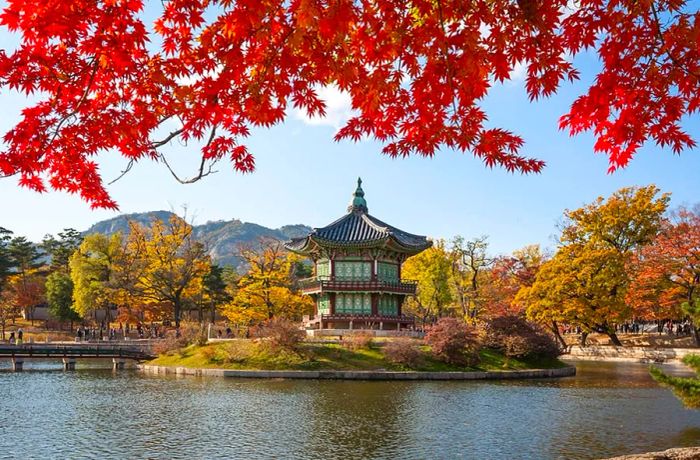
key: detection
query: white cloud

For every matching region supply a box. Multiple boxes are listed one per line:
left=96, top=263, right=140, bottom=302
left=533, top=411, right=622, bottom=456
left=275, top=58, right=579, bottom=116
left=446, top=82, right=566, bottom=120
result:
left=509, top=60, right=527, bottom=82
left=293, top=84, right=355, bottom=129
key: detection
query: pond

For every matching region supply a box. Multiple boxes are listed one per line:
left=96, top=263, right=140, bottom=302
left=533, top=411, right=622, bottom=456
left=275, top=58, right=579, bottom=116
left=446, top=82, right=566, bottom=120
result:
left=0, top=360, right=698, bottom=459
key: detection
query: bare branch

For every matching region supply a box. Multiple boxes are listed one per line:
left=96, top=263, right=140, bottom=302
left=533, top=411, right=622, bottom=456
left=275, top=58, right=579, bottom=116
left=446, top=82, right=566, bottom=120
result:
left=107, top=159, right=135, bottom=185
left=158, top=125, right=219, bottom=184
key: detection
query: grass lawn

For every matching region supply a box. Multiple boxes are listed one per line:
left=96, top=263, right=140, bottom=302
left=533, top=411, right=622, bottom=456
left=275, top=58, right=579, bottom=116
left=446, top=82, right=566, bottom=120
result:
left=148, top=339, right=567, bottom=372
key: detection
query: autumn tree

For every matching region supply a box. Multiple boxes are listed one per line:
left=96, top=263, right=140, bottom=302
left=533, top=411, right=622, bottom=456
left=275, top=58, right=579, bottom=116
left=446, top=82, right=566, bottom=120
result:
left=125, top=216, right=211, bottom=327
left=449, top=236, right=493, bottom=322
left=2, top=1, right=699, bottom=208
left=484, top=245, right=547, bottom=318
left=7, top=236, right=45, bottom=323
left=402, top=241, right=454, bottom=324
left=521, top=185, right=670, bottom=346
left=628, top=206, right=700, bottom=343
left=222, top=239, right=312, bottom=327
left=69, top=232, right=126, bottom=321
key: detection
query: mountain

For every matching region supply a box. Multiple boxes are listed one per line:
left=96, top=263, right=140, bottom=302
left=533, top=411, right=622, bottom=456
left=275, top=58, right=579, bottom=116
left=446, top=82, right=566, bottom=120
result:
left=84, top=211, right=312, bottom=270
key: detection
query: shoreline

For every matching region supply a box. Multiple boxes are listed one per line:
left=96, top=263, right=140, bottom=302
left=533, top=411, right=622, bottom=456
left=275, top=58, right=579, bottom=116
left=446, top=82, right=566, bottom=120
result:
left=138, top=363, right=576, bottom=380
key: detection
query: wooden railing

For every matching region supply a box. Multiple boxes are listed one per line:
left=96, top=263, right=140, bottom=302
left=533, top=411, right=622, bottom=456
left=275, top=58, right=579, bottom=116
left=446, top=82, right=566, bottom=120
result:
left=299, top=277, right=417, bottom=294
left=0, top=344, right=154, bottom=360
left=321, top=314, right=415, bottom=323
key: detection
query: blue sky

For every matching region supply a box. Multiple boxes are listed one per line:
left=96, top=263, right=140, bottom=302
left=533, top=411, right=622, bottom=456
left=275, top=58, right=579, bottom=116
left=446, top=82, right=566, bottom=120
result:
left=1, top=14, right=699, bottom=255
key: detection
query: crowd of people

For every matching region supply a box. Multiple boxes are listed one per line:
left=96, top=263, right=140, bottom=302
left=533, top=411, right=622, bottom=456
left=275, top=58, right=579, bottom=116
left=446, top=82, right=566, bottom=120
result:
left=74, top=322, right=166, bottom=342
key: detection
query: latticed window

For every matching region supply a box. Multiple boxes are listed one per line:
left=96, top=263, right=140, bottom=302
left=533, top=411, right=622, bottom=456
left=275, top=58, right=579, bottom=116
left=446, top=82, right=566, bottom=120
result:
left=317, top=294, right=331, bottom=315
left=378, top=295, right=398, bottom=316
left=377, top=262, right=399, bottom=282
left=316, top=260, right=330, bottom=279
left=335, top=261, right=372, bottom=281
left=335, top=293, right=371, bottom=314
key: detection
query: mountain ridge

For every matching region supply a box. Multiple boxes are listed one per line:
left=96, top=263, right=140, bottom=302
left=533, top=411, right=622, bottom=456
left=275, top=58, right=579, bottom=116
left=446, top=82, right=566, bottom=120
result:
left=85, top=211, right=312, bottom=270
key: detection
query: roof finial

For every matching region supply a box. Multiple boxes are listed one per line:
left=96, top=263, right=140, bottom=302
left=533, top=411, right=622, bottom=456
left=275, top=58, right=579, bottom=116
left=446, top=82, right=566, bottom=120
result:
left=348, top=177, right=368, bottom=213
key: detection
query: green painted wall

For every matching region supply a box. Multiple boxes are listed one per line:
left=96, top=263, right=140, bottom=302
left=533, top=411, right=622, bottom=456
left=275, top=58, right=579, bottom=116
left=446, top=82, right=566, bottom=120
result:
left=335, top=293, right=372, bottom=314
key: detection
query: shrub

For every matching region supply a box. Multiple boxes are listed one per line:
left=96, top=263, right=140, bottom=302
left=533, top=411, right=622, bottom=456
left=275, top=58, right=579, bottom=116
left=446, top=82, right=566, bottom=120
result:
left=342, top=332, right=374, bottom=351
left=221, top=342, right=252, bottom=364
left=384, top=339, right=421, bottom=368
left=483, top=315, right=560, bottom=359
left=150, top=323, right=207, bottom=356
left=151, top=335, right=180, bottom=355
left=425, top=317, right=481, bottom=365
left=200, top=345, right=217, bottom=362
left=254, top=317, right=305, bottom=351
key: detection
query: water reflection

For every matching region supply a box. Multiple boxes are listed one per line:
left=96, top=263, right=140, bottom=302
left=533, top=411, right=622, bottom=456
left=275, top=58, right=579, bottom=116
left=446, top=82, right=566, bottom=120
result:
left=1, top=361, right=699, bottom=459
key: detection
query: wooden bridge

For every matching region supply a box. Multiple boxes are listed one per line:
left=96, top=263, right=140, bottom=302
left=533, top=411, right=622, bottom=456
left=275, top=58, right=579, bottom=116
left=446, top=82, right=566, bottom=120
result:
left=0, top=343, right=156, bottom=371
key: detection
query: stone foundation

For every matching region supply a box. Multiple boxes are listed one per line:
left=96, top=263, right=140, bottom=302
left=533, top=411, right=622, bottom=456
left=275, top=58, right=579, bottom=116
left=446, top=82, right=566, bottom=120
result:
left=139, top=364, right=576, bottom=380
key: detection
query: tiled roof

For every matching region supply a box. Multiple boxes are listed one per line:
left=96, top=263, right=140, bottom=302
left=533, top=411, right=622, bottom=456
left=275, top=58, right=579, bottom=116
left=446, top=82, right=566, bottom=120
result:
left=285, top=178, right=432, bottom=254
left=285, top=207, right=432, bottom=253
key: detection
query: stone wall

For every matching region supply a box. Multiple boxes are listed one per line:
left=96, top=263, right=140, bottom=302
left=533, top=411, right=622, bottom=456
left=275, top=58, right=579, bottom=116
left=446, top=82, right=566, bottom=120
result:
left=139, top=364, right=576, bottom=380
left=562, top=345, right=698, bottom=363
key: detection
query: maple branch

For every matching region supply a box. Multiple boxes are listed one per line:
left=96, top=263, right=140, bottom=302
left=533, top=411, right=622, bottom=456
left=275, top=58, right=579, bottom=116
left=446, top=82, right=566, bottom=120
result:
left=649, top=2, right=700, bottom=81
left=107, top=159, right=135, bottom=185
left=435, top=0, right=460, bottom=117
left=151, top=127, right=185, bottom=148
left=47, top=58, right=100, bottom=149
left=158, top=125, right=219, bottom=184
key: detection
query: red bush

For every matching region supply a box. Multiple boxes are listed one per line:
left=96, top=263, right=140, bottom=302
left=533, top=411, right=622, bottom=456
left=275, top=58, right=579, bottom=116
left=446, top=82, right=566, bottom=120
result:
left=384, top=339, right=421, bottom=368
left=425, top=317, right=480, bottom=365
left=483, top=315, right=560, bottom=359
left=254, top=317, right=305, bottom=350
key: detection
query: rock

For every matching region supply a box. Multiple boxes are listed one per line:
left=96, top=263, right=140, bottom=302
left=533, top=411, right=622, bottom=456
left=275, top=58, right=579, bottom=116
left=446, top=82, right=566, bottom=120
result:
left=601, top=447, right=700, bottom=460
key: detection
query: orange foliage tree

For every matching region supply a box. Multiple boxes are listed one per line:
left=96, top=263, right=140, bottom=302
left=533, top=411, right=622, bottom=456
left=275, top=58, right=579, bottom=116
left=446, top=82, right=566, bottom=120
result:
left=2, top=1, right=699, bottom=207
left=628, top=206, right=700, bottom=342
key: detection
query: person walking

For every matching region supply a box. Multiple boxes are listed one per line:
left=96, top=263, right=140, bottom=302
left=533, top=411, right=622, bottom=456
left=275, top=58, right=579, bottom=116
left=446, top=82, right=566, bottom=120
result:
left=17, top=328, right=23, bottom=345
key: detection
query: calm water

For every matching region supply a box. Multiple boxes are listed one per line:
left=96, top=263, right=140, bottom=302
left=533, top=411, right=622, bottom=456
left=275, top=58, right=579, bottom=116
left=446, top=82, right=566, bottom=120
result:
left=0, top=361, right=699, bottom=459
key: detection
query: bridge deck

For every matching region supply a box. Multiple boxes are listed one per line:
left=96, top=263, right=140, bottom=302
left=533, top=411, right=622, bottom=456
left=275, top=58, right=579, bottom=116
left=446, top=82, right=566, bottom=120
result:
left=0, top=344, right=154, bottom=360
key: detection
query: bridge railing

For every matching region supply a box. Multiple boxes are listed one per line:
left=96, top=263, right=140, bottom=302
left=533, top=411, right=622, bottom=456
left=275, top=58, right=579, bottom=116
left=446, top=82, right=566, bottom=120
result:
left=0, top=344, right=154, bottom=360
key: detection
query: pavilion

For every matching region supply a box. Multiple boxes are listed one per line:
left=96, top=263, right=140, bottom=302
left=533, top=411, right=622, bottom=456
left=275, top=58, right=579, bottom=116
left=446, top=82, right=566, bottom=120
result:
left=285, top=178, right=432, bottom=331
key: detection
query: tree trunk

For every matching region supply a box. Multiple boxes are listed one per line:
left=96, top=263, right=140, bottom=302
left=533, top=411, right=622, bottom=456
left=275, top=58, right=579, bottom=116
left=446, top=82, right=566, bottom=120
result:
left=174, top=300, right=181, bottom=328
left=607, top=331, right=623, bottom=347
left=579, top=332, right=588, bottom=347
left=550, top=320, right=567, bottom=349
left=693, top=326, right=700, bottom=347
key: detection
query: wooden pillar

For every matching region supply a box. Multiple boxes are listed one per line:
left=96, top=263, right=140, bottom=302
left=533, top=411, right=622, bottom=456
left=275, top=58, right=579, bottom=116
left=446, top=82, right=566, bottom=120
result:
left=112, top=358, right=125, bottom=371
left=330, top=293, right=336, bottom=315
left=12, top=357, right=24, bottom=372
left=397, top=295, right=403, bottom=316
left=62, top=358, right=76, bottom=371
left=371, top=293, right=378, bottom=315
left=372, top=258, right=378, bottom=281
left=330, top=258, right=335, bottom=280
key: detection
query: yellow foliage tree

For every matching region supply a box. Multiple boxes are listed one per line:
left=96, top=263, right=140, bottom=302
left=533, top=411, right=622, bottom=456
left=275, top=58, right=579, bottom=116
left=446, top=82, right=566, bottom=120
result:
left=222, top=239, right=313, bottom=327
left=520, top=185, right=670, bottom=346
left=125, top=217, right=211, bottom=327
left=402, top=240, right=454, bottom=324
left=69, top=233, right=126, bottom=321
